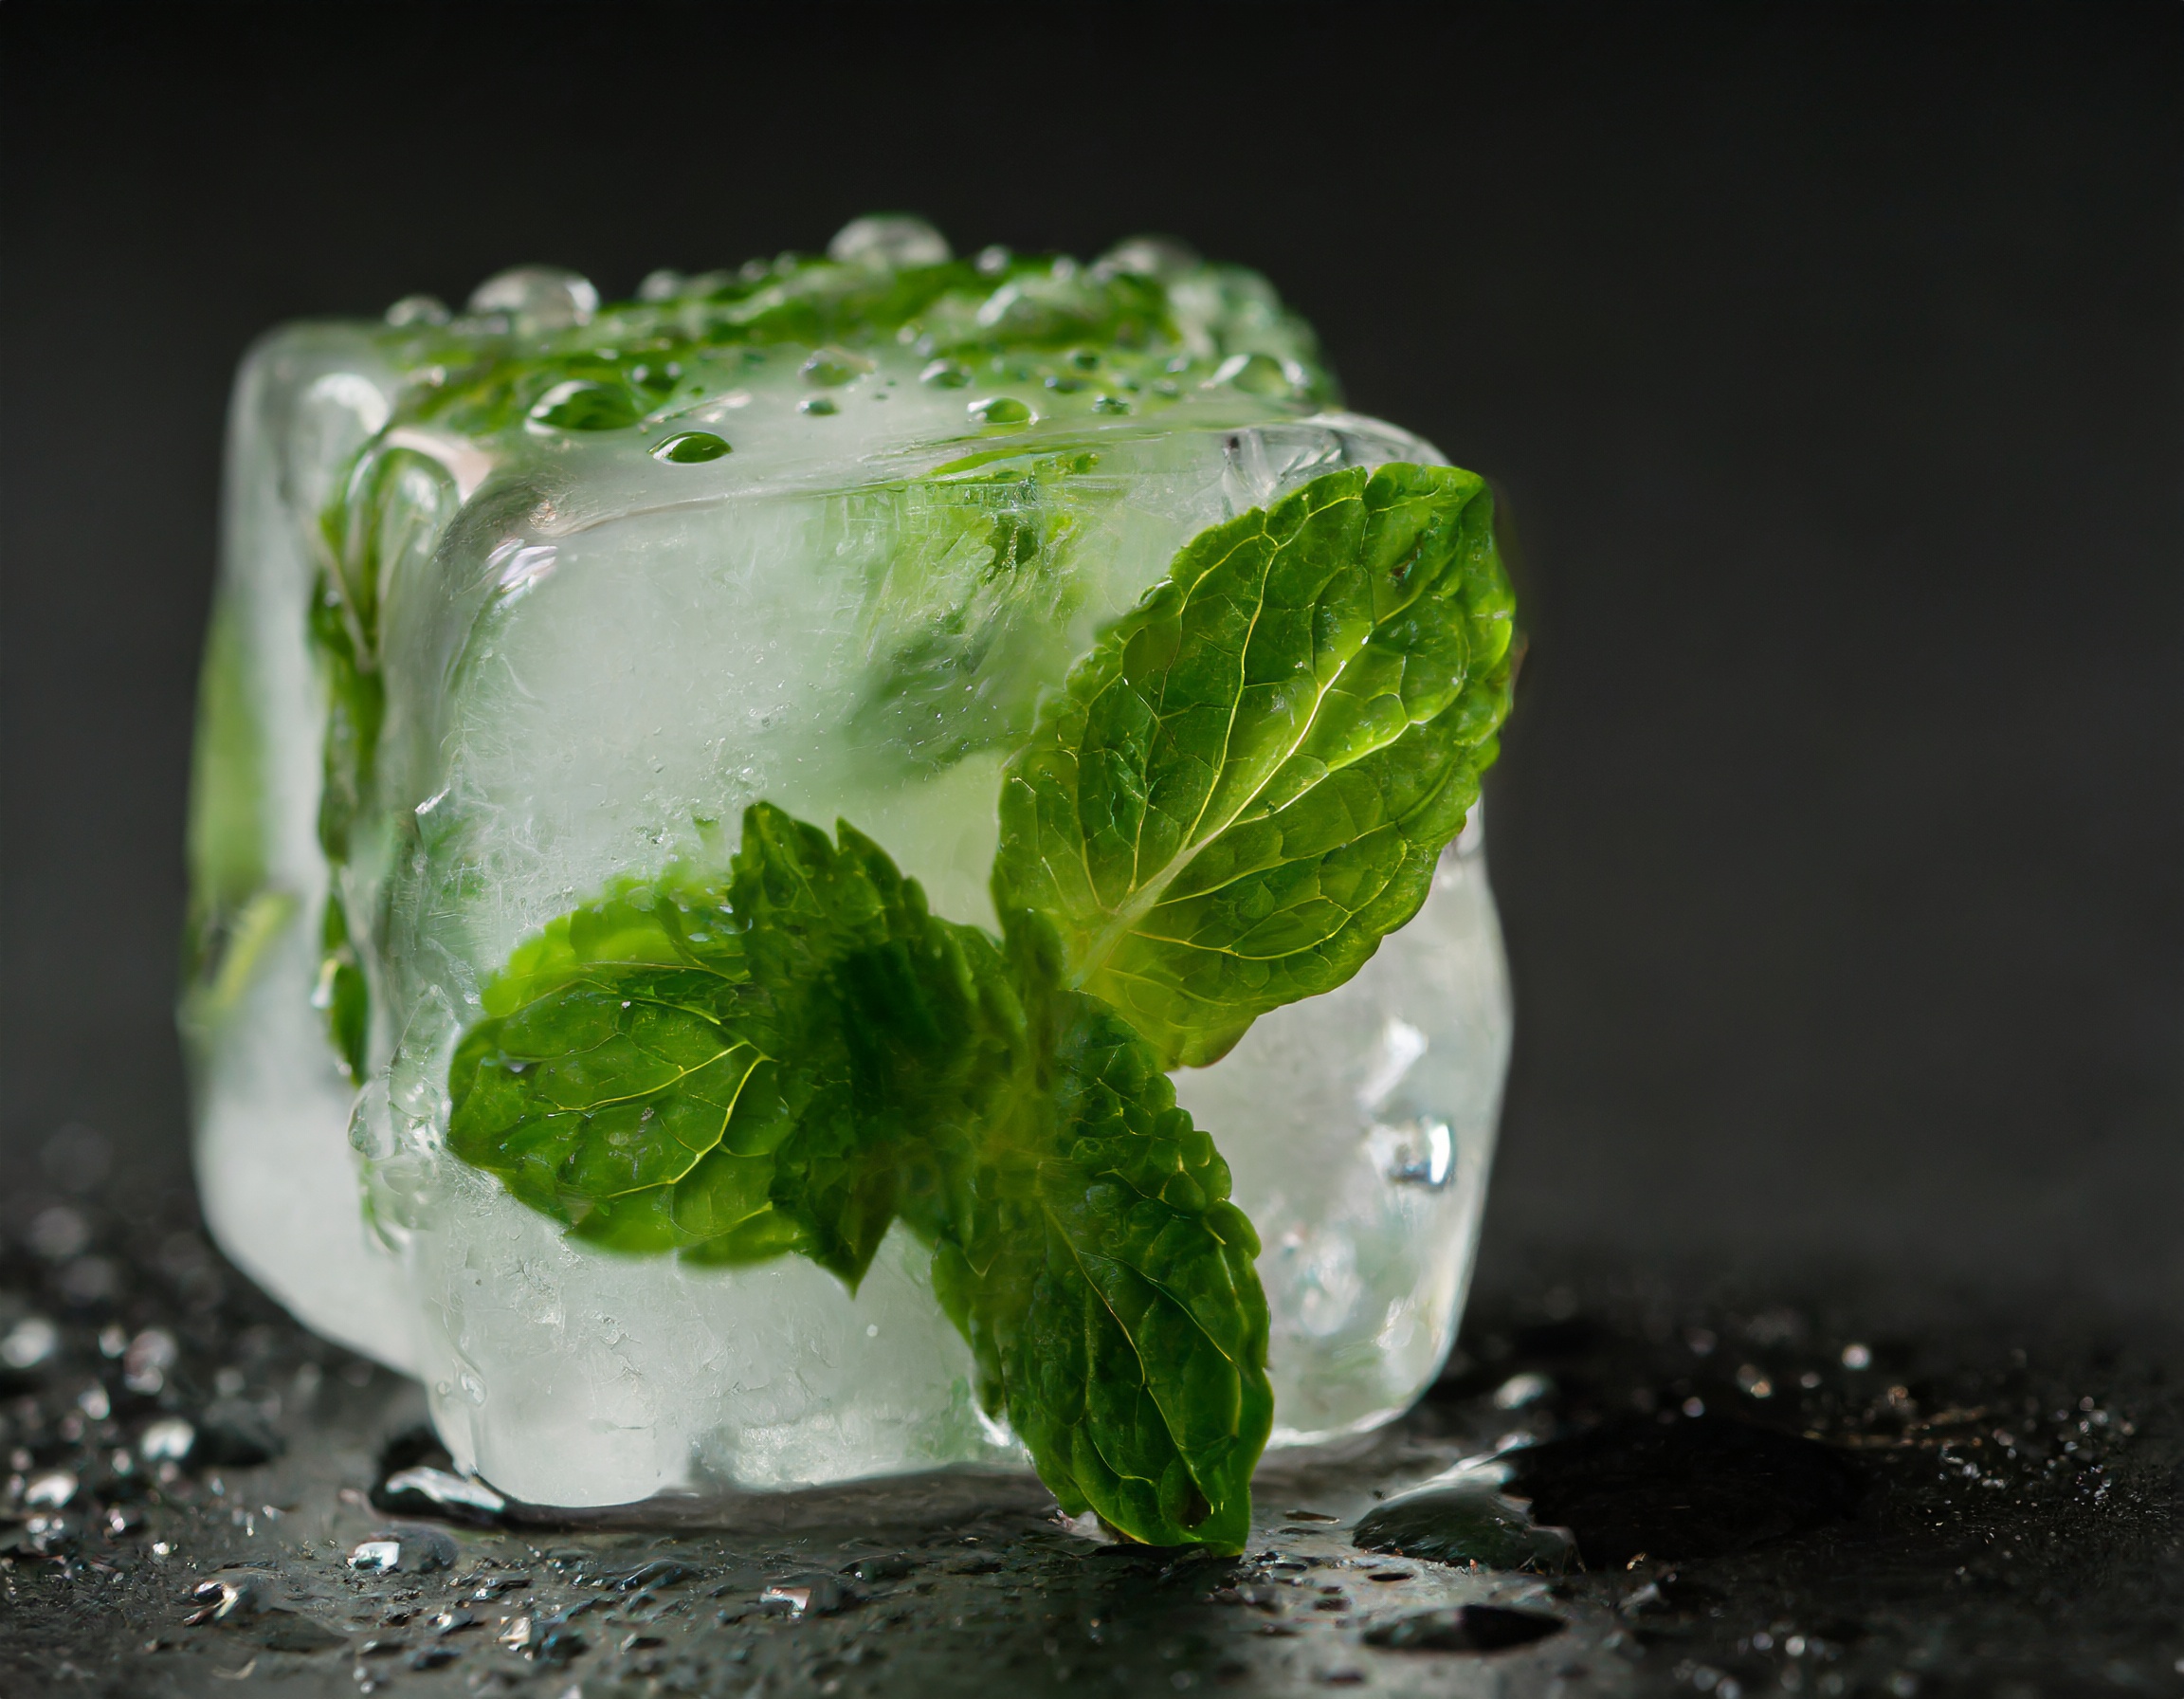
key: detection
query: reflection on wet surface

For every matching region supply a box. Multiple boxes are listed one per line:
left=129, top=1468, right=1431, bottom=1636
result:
left=2, top=1203, right=2177, bottom=1695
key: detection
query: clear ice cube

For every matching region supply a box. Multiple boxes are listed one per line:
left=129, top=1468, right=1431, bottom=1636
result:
left=184, top=220, right=1513, bottom=1507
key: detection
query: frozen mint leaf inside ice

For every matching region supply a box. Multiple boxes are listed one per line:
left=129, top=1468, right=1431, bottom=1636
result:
left=448, top=805, right=1272, bottom=1550
left=849, top=453, right=1105, bottom=772
left=448, top=807, right=1023, bottom=1288
left=992, top=461, right=1517, bottom=1068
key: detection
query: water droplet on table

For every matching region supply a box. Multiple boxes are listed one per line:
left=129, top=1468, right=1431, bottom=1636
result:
left=1353, top=1476, right=1577, bottom=1572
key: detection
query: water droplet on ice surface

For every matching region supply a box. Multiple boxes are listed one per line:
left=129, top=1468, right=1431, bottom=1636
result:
left=384, top=293, right=451, bottom=328
left=828, top=213, right=952, bottom=268
left=801, top=345, right=875, bottom=387
left=651, top=430, right=731, bottom=464
left=528, top=380, right=636, bottom=432
left=1095, top=234, right=1201, bottom=280
left=466, top=265, right=599, bottom=330
left=1208, top=350, right=1299, bottom=397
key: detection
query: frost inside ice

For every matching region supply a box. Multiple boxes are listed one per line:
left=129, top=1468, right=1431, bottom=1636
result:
left=183, top=216, right=1514, bottom=1507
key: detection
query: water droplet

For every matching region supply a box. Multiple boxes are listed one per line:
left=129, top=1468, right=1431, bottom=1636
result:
left=465, top=265, right=599, bottom=330
left=139, top=1416, right=195, bottom=1463
left=1207, top=350, right=1297, bottom=397
left=1353, top=1477, right=1577, bottom=1573
left=527, top=380, right=637, bottom=432
left=974, top=244, right=1012, bottom=275
left=1095, top=234, right=1201, bottom=280
left=1841, top=1342, right=1872, bottom=1370
left=0, top=1316, right=56, bottom=1369
left=919, top=357, right=972, bottom=389
left=28, top=1205, right=88, bottom=1259
left=636, top=267, right=684, bottom=302
left=969, top=395, right=1032, bottom=425
left=828, top=213, right=951, bottom=268
left=798, top=395, right=838, bottom=416
left=384, top=294, right=451, bottom=328
left=1494, top=1371, right=1554, bottom=1411
left=1092, top=394, right=1132, bottom=414
left=24, top=1471, right=77, bottom=1509
left=651, top=430, right=731, bottom=464
left=801, top=345, right=875, bottom=387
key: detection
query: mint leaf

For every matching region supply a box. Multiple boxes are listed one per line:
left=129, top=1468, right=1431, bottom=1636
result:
left=992, top=462, right=1516, bottom=1067
left=448, top=806, right=1271, bottom=1551
left=939, top=913, right=1271, bottom=1550
left=848, top=453, right=1104, bottom=774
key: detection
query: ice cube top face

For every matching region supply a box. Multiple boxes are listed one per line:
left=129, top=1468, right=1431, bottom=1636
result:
left=185, top=217, right=1518, bottom=1548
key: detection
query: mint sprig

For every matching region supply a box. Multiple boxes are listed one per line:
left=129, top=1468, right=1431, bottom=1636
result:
left=449, top=810, right=1270, bottom=1549
left=443, top=464, right=1515, bottom=1547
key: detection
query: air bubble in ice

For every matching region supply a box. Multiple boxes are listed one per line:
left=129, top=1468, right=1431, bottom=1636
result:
left=466, top=265, right=599, bottom=330
left=0, top=1316, right=56, bottom=1369
left=828, top=214, right=952, bottom=269
left=385, top=294, right=452, bottom=328
left=969, top=395, right=1032, bottom=425
left=1368, top=1119, right=1454, bottom=1189
left=651, top=430, right=731, bottom=465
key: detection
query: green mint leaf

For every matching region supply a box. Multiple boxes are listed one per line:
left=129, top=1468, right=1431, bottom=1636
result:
left=447, top=804, right=1273, bottom=1550
left=848, top=453, right=1104, bottom=774
left=941, top=913, right=1271, bottom=1551
left=447, top=808, right=1022, bottom=1288
left=992, top=461, right=1516, bottom=1067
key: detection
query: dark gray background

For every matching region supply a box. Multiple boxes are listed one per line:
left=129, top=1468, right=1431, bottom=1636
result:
left=4, top=5, right=2177, bottom=1326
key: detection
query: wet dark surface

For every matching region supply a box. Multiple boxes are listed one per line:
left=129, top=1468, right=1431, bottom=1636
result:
left=2, top=1198, right=2179, bottom=1697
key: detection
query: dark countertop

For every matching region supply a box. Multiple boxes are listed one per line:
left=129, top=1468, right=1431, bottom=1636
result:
left=3, top=1202, right=2177, bottom=1699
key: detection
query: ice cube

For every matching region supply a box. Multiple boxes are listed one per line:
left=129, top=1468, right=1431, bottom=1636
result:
left=184, top=217, right=1514, bottom=1507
